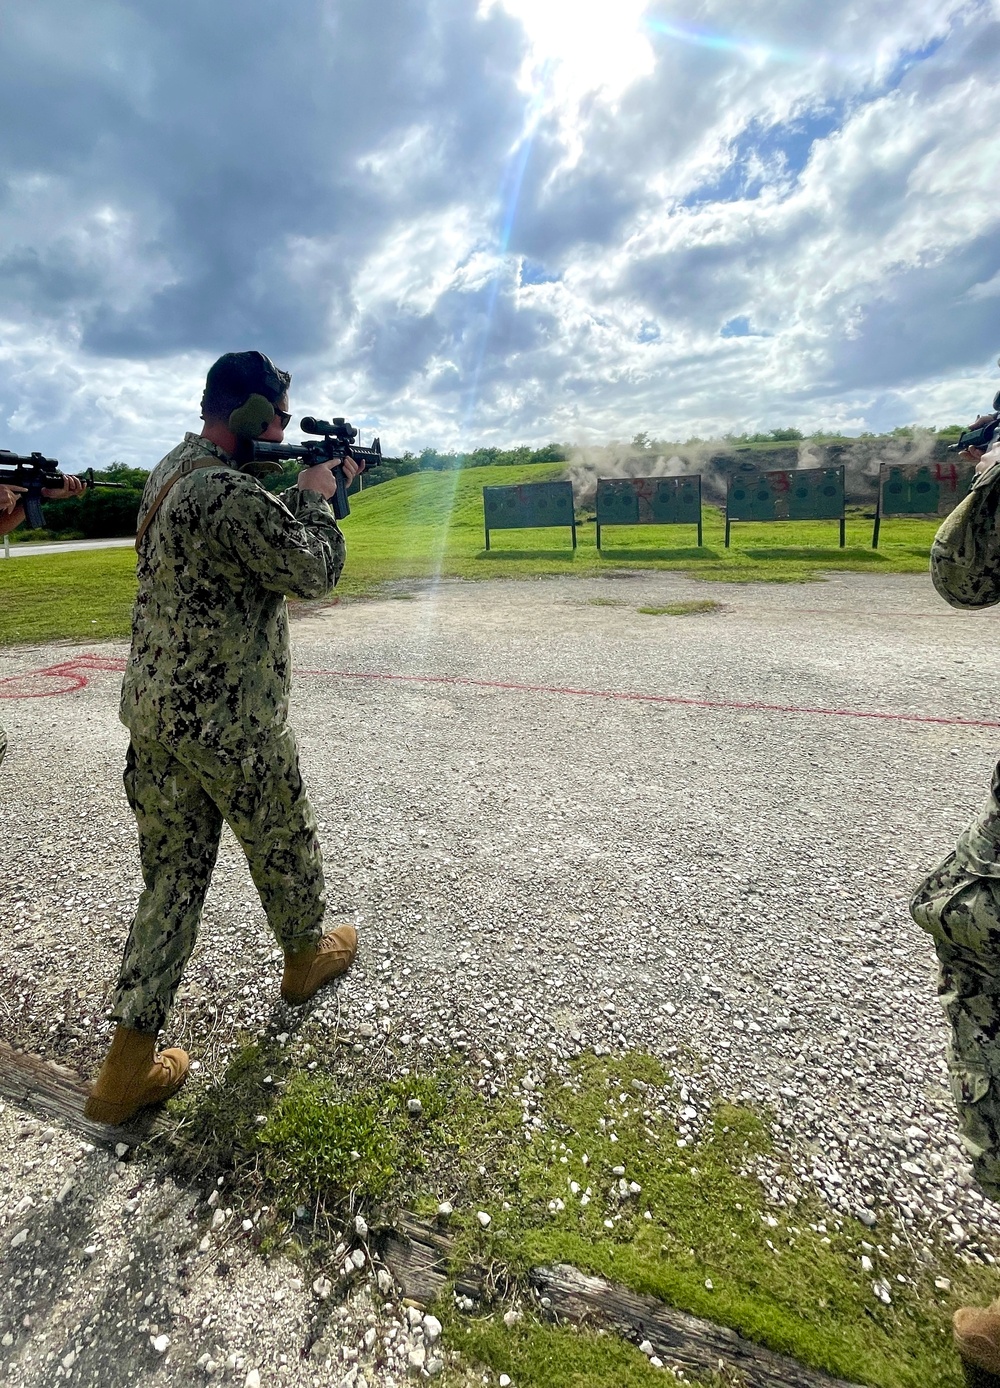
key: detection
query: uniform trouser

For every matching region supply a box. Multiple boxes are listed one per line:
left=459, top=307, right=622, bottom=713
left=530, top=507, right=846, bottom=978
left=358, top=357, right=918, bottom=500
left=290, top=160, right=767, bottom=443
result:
left=911, top=761, right=1000, bottom=1201
left=110, top=727, right=326, bottom=1035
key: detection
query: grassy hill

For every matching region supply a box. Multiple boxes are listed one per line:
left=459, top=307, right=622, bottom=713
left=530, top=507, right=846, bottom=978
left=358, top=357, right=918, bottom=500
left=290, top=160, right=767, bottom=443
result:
left=334, top=460, right=938, bottom=592
left=0, top=461, right=942, bottom=645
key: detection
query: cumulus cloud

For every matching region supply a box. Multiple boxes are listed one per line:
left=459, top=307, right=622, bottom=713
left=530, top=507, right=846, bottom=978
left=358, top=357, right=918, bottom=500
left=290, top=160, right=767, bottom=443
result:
left=0, top=0, right=997, bottom=469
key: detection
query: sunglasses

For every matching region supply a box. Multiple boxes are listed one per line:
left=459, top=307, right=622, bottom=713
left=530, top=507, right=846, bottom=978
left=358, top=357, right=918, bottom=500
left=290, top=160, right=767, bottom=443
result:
left=273, top=408, right=292, bottom=429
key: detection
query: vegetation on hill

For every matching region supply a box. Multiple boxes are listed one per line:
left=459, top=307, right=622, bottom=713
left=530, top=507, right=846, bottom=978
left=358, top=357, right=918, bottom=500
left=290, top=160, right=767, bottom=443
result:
left=0, top=460, right=945, bottom=645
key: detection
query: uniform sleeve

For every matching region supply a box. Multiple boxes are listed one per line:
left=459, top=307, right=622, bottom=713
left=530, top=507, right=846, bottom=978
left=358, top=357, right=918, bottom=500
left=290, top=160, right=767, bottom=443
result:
left=930, top=459, right=1000, bottom=610
left=207, top=473, right=347, bottom=599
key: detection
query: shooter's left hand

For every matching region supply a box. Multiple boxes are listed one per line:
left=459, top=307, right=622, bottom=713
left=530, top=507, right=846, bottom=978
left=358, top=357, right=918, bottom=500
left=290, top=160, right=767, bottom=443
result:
left=340, top=454, right=364, bottom=485
left=41, top=474, right=85, bottom=500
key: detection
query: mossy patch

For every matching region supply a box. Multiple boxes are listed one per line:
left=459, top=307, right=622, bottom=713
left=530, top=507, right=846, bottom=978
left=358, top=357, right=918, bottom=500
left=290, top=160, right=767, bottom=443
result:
left=446, top=1308, right=720, bottom=1388
left=165, top=1038, right=517, bottom=1224
left=163, top=1045, right=994, bottom=1388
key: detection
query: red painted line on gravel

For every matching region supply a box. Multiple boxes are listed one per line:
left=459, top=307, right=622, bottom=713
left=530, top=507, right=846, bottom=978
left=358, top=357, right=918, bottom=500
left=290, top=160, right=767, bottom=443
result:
left=3, top=654, right=1000, bottom=730
left=0, top=655, right=127, bottom=699
left=298, top=667, right=1000, bottom=730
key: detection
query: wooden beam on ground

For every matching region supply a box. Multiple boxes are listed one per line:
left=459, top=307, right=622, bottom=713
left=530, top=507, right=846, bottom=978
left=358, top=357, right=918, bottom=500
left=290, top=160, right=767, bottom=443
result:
left=530, top=1263, right=865, bottom=1388
left=0, top=1041, right=157, bottom=1148
left=379, top=1216, right=865, bottom=1388
left=379, top=1212, right=491, bottom=1307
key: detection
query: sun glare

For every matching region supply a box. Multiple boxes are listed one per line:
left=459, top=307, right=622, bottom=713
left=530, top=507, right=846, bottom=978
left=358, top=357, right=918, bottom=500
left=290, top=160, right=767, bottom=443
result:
left=487, top=0, right=654, bottom=106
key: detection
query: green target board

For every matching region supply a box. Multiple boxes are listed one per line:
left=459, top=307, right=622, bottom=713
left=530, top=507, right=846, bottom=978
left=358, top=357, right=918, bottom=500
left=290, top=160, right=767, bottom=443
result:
left=872, top=460, right=973, bottom=547
left=483, top=481, right=577, bottom=550
left=596, top=475, right=702, bottom=548
left=725, top=466, right=846, bottom=547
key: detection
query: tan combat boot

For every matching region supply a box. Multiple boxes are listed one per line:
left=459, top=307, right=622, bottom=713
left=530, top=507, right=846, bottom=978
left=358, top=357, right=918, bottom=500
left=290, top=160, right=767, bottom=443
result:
left=281, top=924, right=358, bottom=1005
left=955, top=1304, right=1000, bottom=1387
left=83, top=1026, right=189, bottom=1126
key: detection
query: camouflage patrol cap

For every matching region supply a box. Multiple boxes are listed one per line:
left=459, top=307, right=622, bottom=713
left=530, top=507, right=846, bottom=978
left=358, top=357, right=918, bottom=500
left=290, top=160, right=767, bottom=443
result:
left=201, top=351, right=291, bottom=419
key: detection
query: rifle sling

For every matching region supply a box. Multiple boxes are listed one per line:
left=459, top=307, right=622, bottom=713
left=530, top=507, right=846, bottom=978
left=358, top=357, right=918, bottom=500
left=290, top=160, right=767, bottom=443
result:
left=134, top=455, right=226, bottom=551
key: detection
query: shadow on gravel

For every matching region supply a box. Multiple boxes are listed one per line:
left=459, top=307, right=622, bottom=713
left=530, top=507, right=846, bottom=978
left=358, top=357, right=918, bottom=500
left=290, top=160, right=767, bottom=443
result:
left=0, top=1175, right=101, bottom=1377
left=0, top=997, right=332, bottom=1387
left=0, top=1164, right=181, bottom=1388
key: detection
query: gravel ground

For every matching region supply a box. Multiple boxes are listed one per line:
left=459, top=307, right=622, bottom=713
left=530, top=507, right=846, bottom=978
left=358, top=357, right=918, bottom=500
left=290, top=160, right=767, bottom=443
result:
left=0, top=1101, right=460, bottom=1387
left=3, top=568, right=1000, bottom=1381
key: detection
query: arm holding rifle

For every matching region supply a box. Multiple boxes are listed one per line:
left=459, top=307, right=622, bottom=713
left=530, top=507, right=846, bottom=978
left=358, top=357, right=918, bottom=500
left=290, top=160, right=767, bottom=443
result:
left=251, top=415, right=382, bottom=520
left=0, top=471, right=85, bottom=536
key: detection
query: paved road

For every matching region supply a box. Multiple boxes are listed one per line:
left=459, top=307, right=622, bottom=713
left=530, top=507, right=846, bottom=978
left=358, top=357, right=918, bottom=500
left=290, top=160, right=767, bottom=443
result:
left=1, top=536, right=134, bottom=558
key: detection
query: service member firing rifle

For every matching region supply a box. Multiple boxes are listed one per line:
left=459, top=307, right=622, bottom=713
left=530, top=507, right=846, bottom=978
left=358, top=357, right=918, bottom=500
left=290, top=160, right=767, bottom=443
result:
left=86, top=350, right=370, bottom=1127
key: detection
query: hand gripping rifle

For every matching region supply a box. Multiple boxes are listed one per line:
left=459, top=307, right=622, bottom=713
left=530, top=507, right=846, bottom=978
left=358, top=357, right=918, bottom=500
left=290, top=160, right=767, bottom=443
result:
left=948, top=358, right=1000, bottom=454
left=250, top=416, right=382, bottom=520
left=0, top=451, right=129, bottom=529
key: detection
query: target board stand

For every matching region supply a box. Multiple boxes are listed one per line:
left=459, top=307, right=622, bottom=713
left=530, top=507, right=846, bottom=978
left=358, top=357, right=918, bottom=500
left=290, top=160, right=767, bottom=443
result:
left=595, top=475, right=703, bottom=550
left=871, top=460, right=974, bottom=548
left=483, top=481, right=577, bottom=551
left=725, top=466, right=846, bottom=548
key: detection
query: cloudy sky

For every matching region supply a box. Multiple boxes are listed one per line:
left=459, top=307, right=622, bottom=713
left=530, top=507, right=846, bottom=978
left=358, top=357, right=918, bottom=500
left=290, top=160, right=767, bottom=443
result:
left=1, top=0, right=999, bottom=469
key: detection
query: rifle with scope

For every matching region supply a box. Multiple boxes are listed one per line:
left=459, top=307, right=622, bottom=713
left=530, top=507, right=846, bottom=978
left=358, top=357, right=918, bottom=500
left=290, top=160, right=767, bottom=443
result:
left=0, top=452, right=131, bottom=529
left=250, top=416, right=382, bottom=520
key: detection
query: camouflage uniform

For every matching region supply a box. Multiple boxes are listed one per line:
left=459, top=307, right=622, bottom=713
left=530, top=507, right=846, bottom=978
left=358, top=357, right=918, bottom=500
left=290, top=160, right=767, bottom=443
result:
left=911, top=456, right=1000, bottom=1198
left=113, top=433, right=345, bottom=1035
left=0, top=724, right=6, bottom=768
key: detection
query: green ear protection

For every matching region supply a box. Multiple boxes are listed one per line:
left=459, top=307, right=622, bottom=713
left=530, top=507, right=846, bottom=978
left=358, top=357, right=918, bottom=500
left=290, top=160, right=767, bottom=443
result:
left=228, top=393, right=276, bottom=439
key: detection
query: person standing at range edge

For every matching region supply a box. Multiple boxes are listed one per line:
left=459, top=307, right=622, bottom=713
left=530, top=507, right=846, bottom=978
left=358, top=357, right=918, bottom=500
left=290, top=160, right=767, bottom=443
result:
left=909, top=405, right=1000, bottom=1386
left=85, top=351, right=362, bottom=1127
left=0, top=471, right=84, bottom=768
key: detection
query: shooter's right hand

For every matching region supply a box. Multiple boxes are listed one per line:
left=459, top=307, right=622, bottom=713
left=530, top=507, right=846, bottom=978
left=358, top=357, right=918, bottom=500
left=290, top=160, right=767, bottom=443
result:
left=297, top=454, right=362, bottom=499
left=961, top=416, right=998, bottom=463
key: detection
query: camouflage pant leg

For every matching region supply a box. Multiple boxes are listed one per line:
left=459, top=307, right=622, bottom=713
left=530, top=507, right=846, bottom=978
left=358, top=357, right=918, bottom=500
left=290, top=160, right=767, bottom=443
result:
left=110, top=729, right=326, bottom=1034
left=111, top=738, right=224, bottom=1035
left=194, top=726, right=326, bottom=954
left=911, top=771, right=1000, bottom=1201
left=0, top=723, right=6, bottom=768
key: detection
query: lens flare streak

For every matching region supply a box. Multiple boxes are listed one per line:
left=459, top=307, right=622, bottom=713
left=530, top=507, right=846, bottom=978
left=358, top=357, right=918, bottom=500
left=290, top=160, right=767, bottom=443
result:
left=418, top=74, right=549, bottom=592
left=645, top=16, right=821, bottom=66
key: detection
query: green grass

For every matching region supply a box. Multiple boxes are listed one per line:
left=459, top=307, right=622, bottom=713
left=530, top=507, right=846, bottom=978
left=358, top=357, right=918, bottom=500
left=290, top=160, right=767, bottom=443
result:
left=0, top=546, right=138, bottom=644
left=442, top=1051, right=982, bottom=1388
left=447, top=1312, right=706, bottom=1388
left=0, top=463, right=940, bottom=645
left=162, top=1044, right=992, bottom=1388
left=637, top=600, right=723, bottom=616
